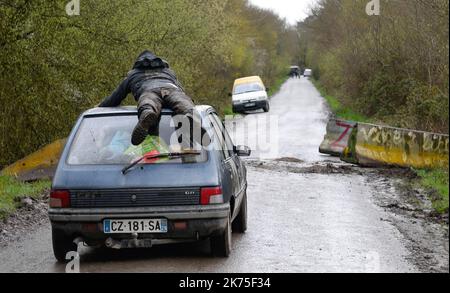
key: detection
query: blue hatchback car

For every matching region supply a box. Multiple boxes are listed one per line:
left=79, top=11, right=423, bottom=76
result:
left=48, top=106, right=250, bottom=262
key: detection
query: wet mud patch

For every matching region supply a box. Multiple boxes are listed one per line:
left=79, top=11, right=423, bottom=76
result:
left=364, top=170, right=449, bottom=273
left=246, top=158, right=449, bottom=272
left=367, top=168, right=448, bottom=223
left=274, top=157, right=305, bottom=164
left=245, top=159, right=365, bottom=175
left=0, top=193, right=49, bottom=248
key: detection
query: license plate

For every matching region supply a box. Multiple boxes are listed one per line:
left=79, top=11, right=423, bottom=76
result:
left=245, top=103, right=256, bottom=108
left=103, top=219, right=168, bottom=234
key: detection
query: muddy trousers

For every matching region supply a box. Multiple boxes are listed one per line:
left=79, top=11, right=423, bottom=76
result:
left=138, top=88, right=194, bottom=121
left=136, top=87, right=203, bottom=147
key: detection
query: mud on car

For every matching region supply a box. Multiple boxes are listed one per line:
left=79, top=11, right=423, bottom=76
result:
left=49, top=106, right=250, bottom=262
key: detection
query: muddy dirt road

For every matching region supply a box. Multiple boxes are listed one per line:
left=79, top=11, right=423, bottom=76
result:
left=0, top=78, right=448, bottom=273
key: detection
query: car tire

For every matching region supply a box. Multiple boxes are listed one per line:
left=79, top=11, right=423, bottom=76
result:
left=232, top=192, right=247, bottom=233
left=211, top=215, right=232, bottom=257
left=263, top=102, right=270, bottom=113
left=52, top=228, right=78, bottom=263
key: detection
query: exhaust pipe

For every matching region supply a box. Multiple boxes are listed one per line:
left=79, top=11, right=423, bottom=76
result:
left=105, top=237, right=153, bottom=250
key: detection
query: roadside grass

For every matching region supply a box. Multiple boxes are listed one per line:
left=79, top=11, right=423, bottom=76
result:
left=223, top=106, right=234, bottom=116
left=312, top=79, right=449, bottom=215
left=415, top=168, right=449, bottom=214
left=267, top=76, right=287, bottom=97
left=312, top=79, right=369, bottom=122
left=0, top=175, right=51, bottom=220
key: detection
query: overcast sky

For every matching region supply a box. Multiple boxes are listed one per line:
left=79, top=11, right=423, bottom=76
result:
left=249, top=0, right=318, bottom=25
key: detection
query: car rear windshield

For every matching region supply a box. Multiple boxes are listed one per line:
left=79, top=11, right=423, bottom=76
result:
left=67, top=114, right=207, bottom=165
left=233, top=82, right=264, bottom=95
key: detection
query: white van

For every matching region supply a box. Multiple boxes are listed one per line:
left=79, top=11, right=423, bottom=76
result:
left=304, top=69, right=313, bottom=77
left=231, top=76, right=270, bottom=113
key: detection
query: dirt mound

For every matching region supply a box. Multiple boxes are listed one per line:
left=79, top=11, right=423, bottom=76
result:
left=0, top=193, right=49, bottom=247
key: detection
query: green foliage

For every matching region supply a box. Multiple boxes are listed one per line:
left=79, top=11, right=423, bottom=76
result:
left=0, top=176, right=51, bottom=219
left=0, top=0, right=297, bottom=166
left=312, top=79, right=369, bottom=122
left=223, top=106, right=234, bottom=117
left=267, top=76, right=287, bottom=97
left=416, top=169, right=449, bottom=214
left=396, top=85, right=449, bottom=133
left=298, top=0, right=449, bottom=134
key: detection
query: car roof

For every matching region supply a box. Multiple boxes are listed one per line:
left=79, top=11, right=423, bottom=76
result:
left=82, top=105, right=215, bottom=118
left=233, top=76, right=264, bottom=86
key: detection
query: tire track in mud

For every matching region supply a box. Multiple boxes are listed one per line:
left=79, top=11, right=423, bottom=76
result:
left=0, top=78, right=447, bottom=273
left=246, top=158, right=449, bottom=273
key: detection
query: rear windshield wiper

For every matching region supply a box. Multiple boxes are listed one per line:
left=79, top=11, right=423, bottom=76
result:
left=122, top=151, right=201, bottom=175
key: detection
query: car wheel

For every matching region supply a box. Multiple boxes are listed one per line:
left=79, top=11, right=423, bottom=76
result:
left=52, top=228, right=78, bottom=263
left=232, top=192, right=247, bottom=233
left=211, top=215, right=232, bottom=257
left=263, top=102, right=270, bottom=112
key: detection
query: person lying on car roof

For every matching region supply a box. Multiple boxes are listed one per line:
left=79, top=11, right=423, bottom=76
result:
left=100, top=50, right=200, bottom=146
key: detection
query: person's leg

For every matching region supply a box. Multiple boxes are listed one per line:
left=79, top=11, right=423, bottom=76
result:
left=163, top=89, right=204, bottom=149
left=162, top=89, right=195, bottom=115
left=132, top=90, right=163, bottom=145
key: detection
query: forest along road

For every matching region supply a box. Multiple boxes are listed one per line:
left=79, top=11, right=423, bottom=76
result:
left=0, top=78, right=448, bottom=273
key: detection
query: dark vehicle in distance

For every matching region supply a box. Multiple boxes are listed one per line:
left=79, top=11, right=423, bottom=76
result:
left=48, top=106, right=250, bottom=261
left=289, top=66, right=300, bottom=78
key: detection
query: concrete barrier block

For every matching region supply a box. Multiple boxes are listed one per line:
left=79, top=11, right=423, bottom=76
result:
left=341, top=123, right=449, bottom=169
left=1, top=139, right=67, bottom=181
left=319, top=119, right=356, bottom=156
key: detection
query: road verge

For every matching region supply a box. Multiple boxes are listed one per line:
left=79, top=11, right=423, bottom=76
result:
left=0, top=175, right=50, bottom=221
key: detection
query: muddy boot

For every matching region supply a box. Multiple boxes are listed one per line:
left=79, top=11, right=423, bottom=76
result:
left=131, top=111, right=157, bottom=146
left=147, top=123, right=160, bottom=137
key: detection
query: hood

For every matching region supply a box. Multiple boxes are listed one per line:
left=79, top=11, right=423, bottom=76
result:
left=133, top=50, right=170, bottom=70
left=232, top=90, right=267, bottom=102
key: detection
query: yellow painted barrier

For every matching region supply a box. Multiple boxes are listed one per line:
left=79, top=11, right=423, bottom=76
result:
left=1, top=139, right=67, bottom=181
left=341, top=123, right=449, bottom=169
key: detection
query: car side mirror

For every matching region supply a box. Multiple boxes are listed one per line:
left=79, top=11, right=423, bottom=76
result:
left=234, top=145, right=251, bottom=157
left=228, top=93, right=232, bottom=97
left=266, top=88, right=270, bottom=91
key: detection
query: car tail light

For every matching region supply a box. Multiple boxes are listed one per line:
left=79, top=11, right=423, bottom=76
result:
left=200, top=187, right=223, bottom=205
left=49, top=190, right=71, bottom=208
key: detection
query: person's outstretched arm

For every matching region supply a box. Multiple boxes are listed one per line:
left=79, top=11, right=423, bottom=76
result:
left=99, top=77, right=130, bottom=107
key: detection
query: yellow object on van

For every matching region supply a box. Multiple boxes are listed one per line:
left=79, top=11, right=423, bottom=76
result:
left=233, top=76, right=265, bottom=89
left=231, top=76, right=270, bottom=113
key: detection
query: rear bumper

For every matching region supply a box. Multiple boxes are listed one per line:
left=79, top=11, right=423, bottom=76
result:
left=233, top=100, right=267, bottom=112
left=49, top=204, right=230, bottom=243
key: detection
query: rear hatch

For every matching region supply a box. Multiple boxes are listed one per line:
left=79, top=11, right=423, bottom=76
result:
left=53, top=113, right=219, bottom=207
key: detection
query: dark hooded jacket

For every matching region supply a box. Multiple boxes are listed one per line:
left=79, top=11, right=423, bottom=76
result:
left=99, top=51, right=184, bottom=107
